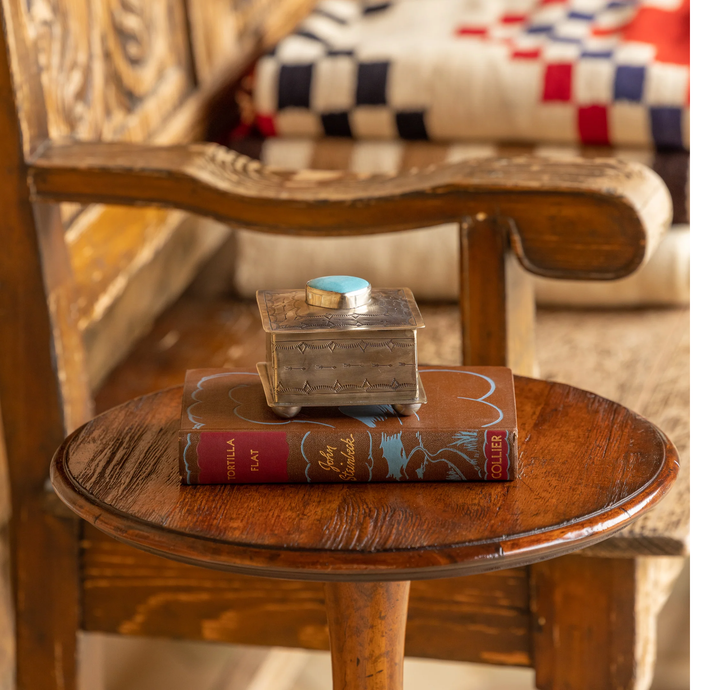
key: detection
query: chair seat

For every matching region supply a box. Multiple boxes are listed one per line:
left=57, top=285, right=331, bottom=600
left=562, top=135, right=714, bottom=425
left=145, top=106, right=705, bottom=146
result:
left=51, top=376, right=678, bottom=582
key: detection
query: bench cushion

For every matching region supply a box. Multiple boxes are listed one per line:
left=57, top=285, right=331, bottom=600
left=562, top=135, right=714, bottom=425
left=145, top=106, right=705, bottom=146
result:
left=226, top=137, right=687, bottom=304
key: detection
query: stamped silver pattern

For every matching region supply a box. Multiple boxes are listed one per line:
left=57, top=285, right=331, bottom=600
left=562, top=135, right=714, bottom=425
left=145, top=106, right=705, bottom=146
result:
left=257, top=288, right=424, bottom=333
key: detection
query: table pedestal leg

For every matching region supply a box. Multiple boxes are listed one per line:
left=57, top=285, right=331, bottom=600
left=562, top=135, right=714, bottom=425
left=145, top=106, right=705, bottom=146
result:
left=324, top=581, right=411, bottom=690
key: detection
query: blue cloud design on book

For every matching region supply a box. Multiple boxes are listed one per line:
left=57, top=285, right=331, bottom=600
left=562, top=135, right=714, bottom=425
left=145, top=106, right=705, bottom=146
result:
left=338, top=404, right=405, bottom=427
left=380, top=431, right=482, bottom=481
left=188, top=369, right=502, bottom=448
left=187, top=371, right=335, bottom=429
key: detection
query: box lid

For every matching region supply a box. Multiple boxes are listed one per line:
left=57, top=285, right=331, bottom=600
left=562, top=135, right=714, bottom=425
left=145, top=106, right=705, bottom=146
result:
left=256, top=287, right=425, bottom=334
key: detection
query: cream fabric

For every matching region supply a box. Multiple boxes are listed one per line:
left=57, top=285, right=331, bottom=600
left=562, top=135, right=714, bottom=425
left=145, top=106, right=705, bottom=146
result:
left=235, top=225, right=688, bottom=306
left=234, top=138, right=688, bottom=306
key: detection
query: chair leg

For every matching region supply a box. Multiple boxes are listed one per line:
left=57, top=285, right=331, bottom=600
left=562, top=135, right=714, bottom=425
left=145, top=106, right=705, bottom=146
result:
left=530, top=555, right=683, bottom=690
left=531, top=556, right=636, bottom=690
left=459, top=216, right=536, bottom=376
left=13, top=506, right=81, bottom=690
left=325, top=581, right=410, bottom=690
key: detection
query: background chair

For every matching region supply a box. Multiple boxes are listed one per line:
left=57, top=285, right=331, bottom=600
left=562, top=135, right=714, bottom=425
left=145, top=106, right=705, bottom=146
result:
left=0, top=1, right=686, bottom=689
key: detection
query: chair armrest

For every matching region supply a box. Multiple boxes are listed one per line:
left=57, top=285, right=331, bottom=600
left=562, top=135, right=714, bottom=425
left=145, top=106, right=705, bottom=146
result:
left=28, top=141, right=672, bottom=280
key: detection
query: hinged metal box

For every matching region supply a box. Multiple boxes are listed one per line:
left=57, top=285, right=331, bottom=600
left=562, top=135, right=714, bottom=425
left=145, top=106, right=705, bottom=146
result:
left=256, top=277, right=426, bottom=418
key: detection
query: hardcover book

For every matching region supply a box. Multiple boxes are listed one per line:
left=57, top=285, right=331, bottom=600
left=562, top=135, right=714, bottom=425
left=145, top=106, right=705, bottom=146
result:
left=179, top=366, right=518, bottom=484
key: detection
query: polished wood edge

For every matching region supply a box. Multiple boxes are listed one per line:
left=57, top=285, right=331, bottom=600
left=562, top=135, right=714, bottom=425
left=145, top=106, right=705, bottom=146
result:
left=27, top=141, right=671, bottom=280
left=50, top=380, right=679, bottom=582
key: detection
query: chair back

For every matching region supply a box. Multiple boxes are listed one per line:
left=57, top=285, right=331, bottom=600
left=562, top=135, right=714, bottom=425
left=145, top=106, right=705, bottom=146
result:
left=0, top=0, right=317, bottom=420
left=0, top=3, right=314, bottom=685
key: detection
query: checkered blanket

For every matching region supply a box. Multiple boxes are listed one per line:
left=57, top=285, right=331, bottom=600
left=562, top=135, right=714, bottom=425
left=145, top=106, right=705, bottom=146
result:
left=250, top=0, right=689, bottom=149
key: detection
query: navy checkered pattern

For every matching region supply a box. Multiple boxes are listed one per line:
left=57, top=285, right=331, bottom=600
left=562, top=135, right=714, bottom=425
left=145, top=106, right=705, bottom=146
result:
left=252, top=0, right=688, bottom=148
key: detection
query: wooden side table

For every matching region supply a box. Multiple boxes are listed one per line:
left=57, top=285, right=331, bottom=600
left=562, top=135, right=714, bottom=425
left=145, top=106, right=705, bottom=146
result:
left=51, top=376, right=678, bottom=690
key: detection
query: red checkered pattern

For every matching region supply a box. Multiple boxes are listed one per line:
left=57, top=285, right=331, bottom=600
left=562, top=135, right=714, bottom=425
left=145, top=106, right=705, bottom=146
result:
left=249, top=0, right=689, bottom=149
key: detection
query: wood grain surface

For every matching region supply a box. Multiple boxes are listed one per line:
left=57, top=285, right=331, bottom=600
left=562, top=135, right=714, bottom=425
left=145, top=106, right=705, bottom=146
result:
left=0, top=7, right=90, bottom=689
left=81, top=530, right=532, bottom=666
left=70, top=207, right=230, bottom=390
left=29, top=142, right=670, bottom=281
left=52, top=376, right=677, bottom=581
left=5, top=0, right=193, bottom=153
left=460, top=216, right=536, bottom=374
left=93, top=297, right=689, bottom=558
left=531, top=556, right=637, bottom=690
left=187, top=0, right=317, bottom=84
left=325, top=581, right=410, bottom=690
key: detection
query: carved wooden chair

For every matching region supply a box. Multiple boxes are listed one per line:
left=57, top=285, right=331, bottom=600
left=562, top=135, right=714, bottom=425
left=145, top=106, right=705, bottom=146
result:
left=0, top=0, right=683, bottom=688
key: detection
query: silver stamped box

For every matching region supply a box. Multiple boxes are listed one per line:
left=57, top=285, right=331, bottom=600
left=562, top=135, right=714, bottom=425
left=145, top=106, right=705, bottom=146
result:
left=256, top=282, right=426, bottom=418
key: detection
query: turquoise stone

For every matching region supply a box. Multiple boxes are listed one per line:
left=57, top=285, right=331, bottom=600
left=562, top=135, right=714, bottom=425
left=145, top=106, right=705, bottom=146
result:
left=307, top=276, right=370, bottom=294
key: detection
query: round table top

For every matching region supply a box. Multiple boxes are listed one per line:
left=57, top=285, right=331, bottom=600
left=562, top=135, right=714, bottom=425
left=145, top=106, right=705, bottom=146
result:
left=51, top=377, right=678, bottom=582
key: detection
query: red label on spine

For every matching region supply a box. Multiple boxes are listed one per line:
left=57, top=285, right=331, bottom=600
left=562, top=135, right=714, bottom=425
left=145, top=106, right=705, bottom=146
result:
left=483, top=429, right=510, bottom=480
left=197, top=432, right=289, bottom=483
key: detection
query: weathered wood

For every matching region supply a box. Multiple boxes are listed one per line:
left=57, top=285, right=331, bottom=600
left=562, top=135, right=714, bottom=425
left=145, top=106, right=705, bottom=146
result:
left=531, top=556, right=637, bottom=690
left=28, top=0, right=235, bottom=395
left=67, top=205, right=230, bottom=390
left=406, top=573, right=531, bottom=667
left=33, top=202, right=93, bottom=431
left=0, top=6, right=88, bottom=687
left=42, top=0, right=310, bottom=398
left=15, top=0, right=193, bottom=145
left=43, top=0, right=314, bottom=398
left=0, top=1, right=682, bottom=686
left=69, top=207, right=185, bottom=332
left=460, top=216, right=536, bottom=375
left=0, top=0, right=51, bottom=156
left=94, top=298, right=266, bottom=412
left=325, top=581, right=410, bottom=690
left=536, top=307, right=690, bottom=558
left=52, top=376, right=677, bottom=581
left=81, top=528, right=532, bottom=666
left=29, top=142, right=671, bottom=281
left=187, top=0, right=317, bottom=84
left=530, top=555, right=684, bottom=690
left=5, top=0, right=259, bottom=402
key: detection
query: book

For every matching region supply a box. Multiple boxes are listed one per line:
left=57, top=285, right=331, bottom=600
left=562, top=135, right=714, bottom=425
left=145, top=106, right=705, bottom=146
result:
left=179, top=366, right=518, bottom=484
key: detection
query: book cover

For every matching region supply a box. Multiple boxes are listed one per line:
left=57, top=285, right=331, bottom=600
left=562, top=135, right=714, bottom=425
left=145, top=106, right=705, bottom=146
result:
left=179, top=366, right=518, bottom=484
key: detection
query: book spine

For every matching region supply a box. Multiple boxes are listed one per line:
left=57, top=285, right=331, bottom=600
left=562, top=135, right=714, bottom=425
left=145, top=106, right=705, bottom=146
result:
left=179, top=427, right=516, bottom=484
